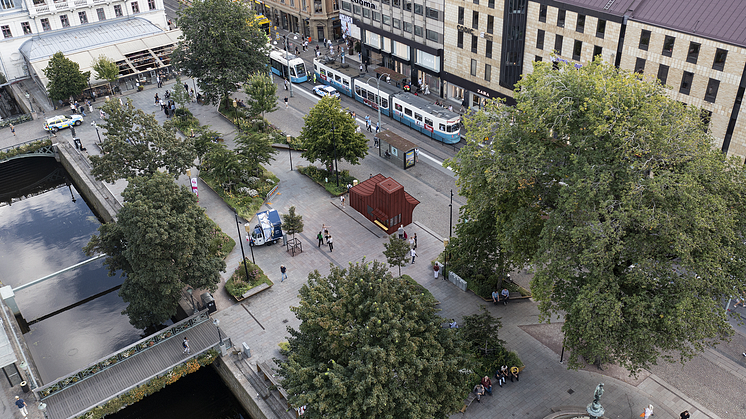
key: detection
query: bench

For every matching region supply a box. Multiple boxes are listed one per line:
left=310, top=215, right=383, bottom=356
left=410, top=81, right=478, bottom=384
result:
left=479, top=291, right=531, bottom=304
left=460, top=392, right=477, bottom=413
left=257, top=361, right=289, bottom=400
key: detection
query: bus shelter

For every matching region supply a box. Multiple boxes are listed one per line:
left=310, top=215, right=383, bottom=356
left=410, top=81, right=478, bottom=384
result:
left=375, top=129, right=416, bottom=170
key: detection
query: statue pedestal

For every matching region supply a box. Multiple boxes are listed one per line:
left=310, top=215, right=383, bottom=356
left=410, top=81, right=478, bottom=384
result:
left=587, top=402, right=604, bottom=419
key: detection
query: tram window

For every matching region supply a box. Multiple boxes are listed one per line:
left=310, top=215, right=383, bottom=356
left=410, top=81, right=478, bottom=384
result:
left=320, top=69, right=326, bottom=76
left=335, top=74, right=341, bottom=82
left=405, top=108, right=413, bottom=116
left=369, top=92, right=378, bottom=102
left=294, top=63, right=305, bottom=76
left=355, top=86, right=362, bottom=95
left=314, top=64, right=318, bottom=71
left=425, top=117, right=433, bottom=126
left=395, top=103, right=403, bottom=111
left=381, top=98, right=388, bottom=108
left=414, top=113, right=423, bottom=122
left=343, top=79, right=350, bottom=88
left=439, top=123, right=446, bottom=131
left=289, top=67, right=296, bottom=77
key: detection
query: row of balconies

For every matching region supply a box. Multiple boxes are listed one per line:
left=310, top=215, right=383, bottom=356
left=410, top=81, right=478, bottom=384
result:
left=30, top=0, right=114, bottom=17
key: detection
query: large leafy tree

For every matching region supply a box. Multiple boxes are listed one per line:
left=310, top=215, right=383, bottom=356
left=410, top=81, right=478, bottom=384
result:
left=382, top=235, right=410, bottom=277
left=298, top=96, right=367, bottom=172
left=244, top=72, right=277, bottom=122
left=89, top=99, right=196, bottom=183
left=91, top=55, right=119, bottom=95
left=172, top=0, right=269, bottom=105
left=446, top=59, right=746, bottom=373
left=43, top=51, right=90, bottom=102
left=279, top=261, right=470, bottom=418
left=83, top=172, right=226, bottom=329
left=236, top=131, right=277, bottom=176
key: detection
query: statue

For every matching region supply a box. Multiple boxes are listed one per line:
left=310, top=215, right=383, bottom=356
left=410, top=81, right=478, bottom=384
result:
left=587, top=383, right=605, bottom=419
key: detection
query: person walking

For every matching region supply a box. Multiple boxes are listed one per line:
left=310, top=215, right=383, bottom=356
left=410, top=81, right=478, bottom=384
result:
left=409, top=236, right=415, bottom=249
left=182, top=337, right=191, bottom=354
left=679, top=411, right=690, bottom=419
left=410, top=247, right=416, bottom=264
left=340, top=195, right=345, bottom=207
left=413, top=233, right=417, bottom=249
left=327, top=235, right=334, bottom=252
left=154, top=93, right=160, bottom=105
left=643, top=405, right=654, bottom=419
left=280, top=265, right=287, bottom=282
left=284, top=97, right=289, bottom=109
left=284, top=78, right=289, bottom=90
left=398, top=225, right=404, bottom=239
left=9, top=123, right=15, bottom=136
left=433, top=263, right=440, bottom=279
left=15, top=396, right=28, bottom=417
left=317, top=231, right=324, bottom=247
left=414, top=147, right=419, bottom=162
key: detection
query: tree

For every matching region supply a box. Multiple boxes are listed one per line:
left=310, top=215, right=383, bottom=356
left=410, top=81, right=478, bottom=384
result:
left=298, top=96, right=367, bottom=173
left=243, top=72, right=277, bottom=122
left=459, top=306, right=504, bottom=356
left=382, top=235, right=410, bottom=277
left=236, top=131, right=277, bottom=176
left=43, top=51, right=90, bottom=102
left=83, top=172, right=226, bottom=329
left=92, top=55, right=119, bottom=95
left=446, top=58, right=746, bottom=374
left=281, top=206, right=304, bottom=241
left=172, top=0, right=269, bottom=105
left=89, top=99, right=197, bottom=183
left=172, top=75, right=190, bottom=109
left=201, top=145, right=243, bottom=192
left=278, top=261, right=470, bottom=418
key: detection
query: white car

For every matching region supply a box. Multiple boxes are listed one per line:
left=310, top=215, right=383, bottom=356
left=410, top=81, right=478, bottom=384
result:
left=313, top=85, right=340, bottom=99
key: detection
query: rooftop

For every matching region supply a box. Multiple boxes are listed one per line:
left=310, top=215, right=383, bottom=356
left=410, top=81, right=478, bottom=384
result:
left=548, top=0, right=639, bottom=17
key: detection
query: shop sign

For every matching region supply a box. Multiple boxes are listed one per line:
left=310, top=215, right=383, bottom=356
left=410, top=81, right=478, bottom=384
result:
left=350, top=0, right=376, bottom=10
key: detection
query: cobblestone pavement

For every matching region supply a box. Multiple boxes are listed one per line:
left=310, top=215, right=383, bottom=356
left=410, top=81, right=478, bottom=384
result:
left=1, top=62, right=744, bottom=419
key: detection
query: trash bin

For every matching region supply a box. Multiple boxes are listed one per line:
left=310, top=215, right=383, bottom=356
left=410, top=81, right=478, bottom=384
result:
left=20, top=381, right=30, bottom=393
left=201, top=292, right=216, bottom=313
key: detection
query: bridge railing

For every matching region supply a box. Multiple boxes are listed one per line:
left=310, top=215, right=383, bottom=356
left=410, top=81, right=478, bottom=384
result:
left=35, top=310, right=211, bottom=400
left=0, top=137, right=52, bottom=160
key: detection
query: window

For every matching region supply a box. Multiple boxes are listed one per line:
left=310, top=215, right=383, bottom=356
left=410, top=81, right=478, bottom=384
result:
left=353, top=5, right=360, bottom=14
left=656, top=64, right=669, bottom=85
left=414, top=113, right=422, bottom=122
left=60, top=15, right=70, bottom=27
left=404, top=108, right=412, bottom=116
left=97, top=8, right=106, bottom=20
left=426, top=29, right=438, bottom=41
left=404, top=0, right=411, bottom=11
left=341, top=1, right=350, bottom=10
left=414, top=25, right=422, bottom=36
left=593, top=45, right=602, bottom=59
left=290, top=0, right=295, bottom=5
left=458, top=7, right=464, bottom=25
left=639, top=30, right=650, bottom=50
left=362, top=8, right=369, bottom=18
left=557, top=9, right=565, bottom=27
left=383, top=15, right=390, bottom=25
left=457, top=31, right=463, bottom=48
left=21, top=21, right=31, bottom=35
left=1, top=25, right=10, bottom=38
left=554, top=34, right=563, bottom=55
left=486, top=40, right=492, bottom=58
left=425, top=117, right=433, bottom=126
left=303, top=0, right=308, bottom=9
left=472, top=0, right=478, bottom=4
left=596, top=19, right=606, bottom=38
left=372, top=11, right=380, bottom=21
left=414, top=3, right=422, bottom=14
left=485, top=64, right=491, bottom=81
left=131, top=1, right=139, bottom=13
left=472, top=11, right=478, bottom=29
left=686, top=42, right=700, bottom=64
left=0, top=0, right=13, bottom=9
left=488, top=0, right=494, bottom=8
left=662, top=36, right=674, bottom=57
left=78, top=11, right=88, bottom=24
left=536, top=29, right=544, bottom=49
left=535, top=55, right=542, bottom=62
left=426, top=7, right=438, bottom=20
left=403, top=21, right=412, bottom=32
left=705, top=78, right=720, bottom=103
left=713, top=49, right=727, bottom=71
left=393, top=18, right=400, bottom=28
left=393, top=0, right=399, bottom=6
left=148, top=0, right=155, bottom=9
left=487, top=15, right=494, bottom=34
left=576, top=14, right=585, bottom=33
left=635, top=57, right=645, bottom=74
left=40, top=18, right=51, bottom=31
left=471, top=59, right=477, bottom=76
left=679, top=71, right=693, bottom=95
left=507, top=52, right=520, bottom=64
left=572, top=40, right=582, bottom=61
left=538, top=4, right=546, bottom=22
left=471, top=35, right=478, bottom=53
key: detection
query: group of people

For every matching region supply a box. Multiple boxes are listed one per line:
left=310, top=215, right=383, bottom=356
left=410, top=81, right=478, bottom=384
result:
left=317, top=225, right=334, bottom=252
left=472, top=365, right=521, bottom=402
left=70, top=100, right=90, bottom=117
left=396, top=225, right=418, bottom=264
left=492, top=288, right=510, bottom=305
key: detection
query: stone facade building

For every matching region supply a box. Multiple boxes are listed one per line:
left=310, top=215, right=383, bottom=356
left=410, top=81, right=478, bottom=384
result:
left=255, top=0, right=341, bottom=43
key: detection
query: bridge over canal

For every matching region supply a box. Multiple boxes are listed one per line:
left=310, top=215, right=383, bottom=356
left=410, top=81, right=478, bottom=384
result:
left=33, top=311, right=223, bottom=419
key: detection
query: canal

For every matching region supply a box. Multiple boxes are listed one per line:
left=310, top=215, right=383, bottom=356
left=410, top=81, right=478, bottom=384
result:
left=0, top=156, right=251, bottom=418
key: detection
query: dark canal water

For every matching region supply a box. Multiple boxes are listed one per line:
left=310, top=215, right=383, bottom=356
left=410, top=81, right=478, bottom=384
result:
left=0, top=156, right=251, bottom=418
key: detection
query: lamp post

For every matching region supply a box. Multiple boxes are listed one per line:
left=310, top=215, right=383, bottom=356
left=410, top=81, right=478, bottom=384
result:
left=449, top=189, right=453, bottom=238
left=186, top=287, right=198, bottom=314
left=235, top=210, right=255, bottom=265
left=213, top=318, right=223, bottom=345
left=275, top=33, right=299, bottom=97
left=367, top=73, right=390, bottom=131
left=25, top=92, right=33, bottom=113
left=332, top=124, right=339, bottom=186
left=232, top=99, right=239, bottom=131
left=38, top=402, right=49, bottom=419
left=91, top=121, right=102, bottom=144
left=287, top=134, right=293, bottom=171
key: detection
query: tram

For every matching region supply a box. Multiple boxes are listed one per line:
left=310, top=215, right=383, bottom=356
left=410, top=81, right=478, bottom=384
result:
left=269, top=50, right=308, bottom=83
left=312, top=57, right=359, bottom=97
left=392, top=93, right=461, bottom=143
left=353, top=78, right=399, bottom=117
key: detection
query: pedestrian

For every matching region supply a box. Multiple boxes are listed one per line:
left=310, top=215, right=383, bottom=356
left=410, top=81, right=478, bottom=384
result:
left=184, top=82, right=189, bottom=92
left=280, top=265, right=287, bottom=282
left=434, top=262, right=440, bottom=278
left=403, top=230, right=407, bottom=240
left=157, top=75, right=162, bottom=88
left=154, top=93, right=160, bottom=105
left=409, top=236, right=415, bottom=249
left=15, top=396, right=28, bottom=417
left=481, top=376, right=493, bottom=395
left=367, top=121, right=372, bottom=132
left=182, top=337, right=191, bottom=354
left=510, top=366, right=520, bottom=382
left=313, top=73, right=317, bottom=84
left=284, top=96, right=289, bottom=109
left=398, top=224, right=404, bottom=239
left=359, top=64, right=364, bottom=73
left=327, top=235, right=334, bottom=252
left=9, top=123, right=15, bottom=136
left=410, top=247, right=416, bottom=264
left=414, top=147, right=419, bottom=162
left=340, top=194, right=345, bottom=207
left=679, top=411, right=690, bottom=419
left=100, top=109, right=106, bottom=119
left=317, top=231, right=324, bottom=247
left=473, top=383, right=485, bottom=403
left=86, top=99, right=92, bottom=113
left=373, top=135, right=379, bottom=148
left=642, top=405, right=654, bottom=419
left=375, top=121, right=380, bottom=133
left=160, top=98, right=165, bottom=110
left=284, top=78, right=289, bottom=90
left=70, top=101, right=76, bottom=112
left=190, top=88, right=195, bottom=102
left=413, top=233, right=417, bottom=249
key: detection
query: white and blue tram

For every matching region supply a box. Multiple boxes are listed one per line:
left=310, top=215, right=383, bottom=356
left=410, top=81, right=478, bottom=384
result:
left=312, top=57, right=358, bottom=97
left=269, top=50, right=308, bottom=83
left=392, top=93, right=461, bottom=143
left=353, top=78, right=399, bottom=117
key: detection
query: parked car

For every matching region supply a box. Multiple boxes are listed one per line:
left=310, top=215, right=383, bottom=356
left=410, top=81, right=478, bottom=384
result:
left=313, top=85, right=340, bottom=99
left=43, top=115, right=83, bottom=132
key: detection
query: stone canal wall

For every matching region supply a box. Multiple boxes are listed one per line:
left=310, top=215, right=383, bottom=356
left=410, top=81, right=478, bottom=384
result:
left=56, top=141, right=121, bottom=222
left=212, top=356, right=271, bottom=419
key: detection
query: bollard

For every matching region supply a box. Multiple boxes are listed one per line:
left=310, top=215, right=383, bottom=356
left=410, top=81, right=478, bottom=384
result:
left=242, top=342, right=251, bottom=358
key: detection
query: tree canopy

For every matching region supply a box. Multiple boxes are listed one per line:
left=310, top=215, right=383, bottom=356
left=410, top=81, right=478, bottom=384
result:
left=83, top=172, right=226, bottom=329
left=243, top=72, right=277, bottom=121
left=172, top=0, right=269, bottom=105
left=279, top=261, right=469, bottom=418
left=236, top=131, right=277, bottom=176
left=43, top=52, right=90, bottom=102
left=298, top=96, right=368, bottom=171
left=89, top=99, right=196, bottom=183
left=446, top=59, right=746, bottom=373
left=92, top=55, right=119, bottom=95
left=282, top=206, right=304, bottom=240
left=382, top=235, right=410, bottom=277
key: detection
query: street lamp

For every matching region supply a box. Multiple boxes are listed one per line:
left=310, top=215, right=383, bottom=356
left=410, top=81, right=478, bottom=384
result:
left=367, top=73, right=390, bottom=132
left=186, top=287, right=198, bottom=315
left=38, top=402, right=48, bottom=419
left=332, top=124, right=339, bottom=186
left=25, top=92, right=33, bottom=113
left=275, top=33, right=299, bottom=97
left=232, top=99, right=239, bottom=131
left=287, top=134, right=293, bottom=171
left=91, top=121, right=102, bottom=144
left=235, top=210, right=255, bottom=267
left=213, top=318, right=223, bottom=345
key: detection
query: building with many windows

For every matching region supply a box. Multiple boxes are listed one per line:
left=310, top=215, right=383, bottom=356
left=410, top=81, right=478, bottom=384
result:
left=255, top=0, right=341, bottom=43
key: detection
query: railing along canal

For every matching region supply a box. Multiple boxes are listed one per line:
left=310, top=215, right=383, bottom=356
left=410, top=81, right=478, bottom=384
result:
left=35, top=310, right=211, bottom=400
left=0, top=137, right=54, bottom=163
